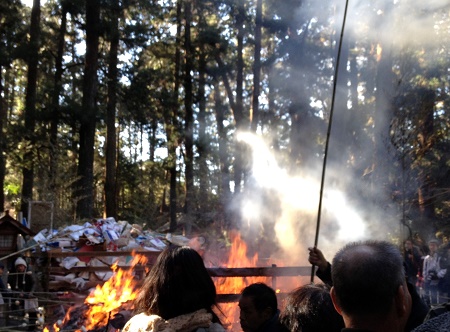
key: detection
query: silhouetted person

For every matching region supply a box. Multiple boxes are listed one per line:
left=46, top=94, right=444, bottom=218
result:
left=123, top=245, right=225, bottom=332
left=308, top=245, right=428, bottom=331
left=403, top=239, right=422, bottom=287
left=279, top=283, right=344, bottom=332
left=423, top=239, right=446, bottom=305
left=239, top=283, right=284, bottom=332
left=330, top=240, right=411, bottom=332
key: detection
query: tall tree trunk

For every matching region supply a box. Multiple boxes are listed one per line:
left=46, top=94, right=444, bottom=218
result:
left=250, top=0, right=262, bottom=132
left=20, top=0, right=40, bottom=217
left=266, top=41, right=278, bottom=148
left=168, top=0, right=182, bottom=232
left=213, top=77, right=231, bottom=228
left=233, top=0, right=246, bottom=195
left=69, top=31, right=79, bottom=220
left=330, top=31, right=351, bottom=168
left=286, top=20, right=309, bottom=169
left=0, top=65, right=5, bottom=212
left=416, top=89, right=436, bottom=234
left=76, top=0, right=100, bottom=219
left=197, top=51, right=208, bottom=212
left=184, top=0, right=194, bottom=233
left=372, top=1, right=396, bottom=220
left=49, top=2, right=68, bottom=196
left=105, top=0, right=120, bottom=220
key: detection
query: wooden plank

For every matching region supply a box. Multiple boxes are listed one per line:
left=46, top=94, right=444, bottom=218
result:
left=208, top=266, right=311, bottom=277
left=33, top=250, right=161, bottom=258
left=43, top=292, right=290, bottom=304
left=48, top=265, right=312, bottom=277
left=49, top=266, right=149, bottom=273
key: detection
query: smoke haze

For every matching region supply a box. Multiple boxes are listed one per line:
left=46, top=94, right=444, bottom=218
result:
left=231, top=0, right=449, bottom=266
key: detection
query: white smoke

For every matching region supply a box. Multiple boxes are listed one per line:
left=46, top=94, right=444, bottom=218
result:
left=236, top=132, right=376, bottom=266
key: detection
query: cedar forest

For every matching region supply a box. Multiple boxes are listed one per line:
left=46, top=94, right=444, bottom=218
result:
left=1, top=0, right=450, bottom=247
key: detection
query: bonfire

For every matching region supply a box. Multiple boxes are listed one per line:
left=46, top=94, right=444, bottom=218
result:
left=43, top=252, right=148, bottom=332
left=43, top=233, right=299, bottom=331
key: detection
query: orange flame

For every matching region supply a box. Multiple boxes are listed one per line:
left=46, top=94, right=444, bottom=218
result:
left=43, top=301, right=84, bottom=332
left=44, top=235, right=301, bottom=331
left=44, top=251, right=148, bottom=331
left=83, top=253, right=149, bottom=330
left=214, top=232, right=269, bottom=329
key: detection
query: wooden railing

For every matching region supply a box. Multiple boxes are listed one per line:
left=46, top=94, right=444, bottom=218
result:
left=32, top=250, right=314, bottom=302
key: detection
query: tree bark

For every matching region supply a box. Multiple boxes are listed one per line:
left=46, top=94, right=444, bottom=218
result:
left=416, top=89, right=436, bottom=233
left=198, top=51, right=208, bottom=211
left=0, top=65, right=5, bottom=211
left=167, top=0, right=183, bottom=232
left=233, top=0, right=247, bottom=195
left=213, top=77, right=232, bottom=228
left=372, top=13, right=396, bottom=226
left=250, top=0, right=262, bottom=132
left=76, top=0, right=100, bottom=219
left=49, top=2, right=68, bottom=195
left=20, top=0, right=40, bottom=216
left=184, top=0, right=194, bottom=233
left=105, top=0, right=120, bottom=220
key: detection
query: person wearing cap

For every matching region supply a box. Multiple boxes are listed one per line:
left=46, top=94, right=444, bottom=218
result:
left=7, top=257, right=36, bottom=331
left=423, top=239, right=446, bottom=306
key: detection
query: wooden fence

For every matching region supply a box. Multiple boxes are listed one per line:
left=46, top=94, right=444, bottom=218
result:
left=32, top=250, right=314, bottom=302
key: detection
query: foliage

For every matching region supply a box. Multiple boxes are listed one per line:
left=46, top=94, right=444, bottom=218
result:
left=1, top=0, right=450, bottom=243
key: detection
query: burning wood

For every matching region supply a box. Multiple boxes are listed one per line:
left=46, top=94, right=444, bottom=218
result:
left=42, top=232, right=304, bottom=332
left=213, top=233, right=271, bottom=329
left=43, top=253, right=148, bottom=332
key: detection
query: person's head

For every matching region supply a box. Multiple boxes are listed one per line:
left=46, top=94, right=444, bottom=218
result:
left=428, top=239, right=439, bottom=253
left=0, top=261, right=4, bottom=275
left=14, top=257, right=27, bottom=272
left=133, top=245, right=218, bottom=320
left=404, top=239, right=413, bottom=251
left=330, top=240, right=411, bottom=331
left=279, top=283, right=344, bottom=332
left=239, top=283, right=278, bottom=332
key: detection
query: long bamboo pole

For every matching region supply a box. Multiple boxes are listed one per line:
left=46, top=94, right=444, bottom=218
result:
left=311, top=0, right=351, bottom=283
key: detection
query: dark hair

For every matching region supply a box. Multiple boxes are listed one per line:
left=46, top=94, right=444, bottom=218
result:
left=134, top=245, right=219, bottom=320
left=241, top=282, right=278, bottom=316
left=404, top=238, right=413, bottom=244
left=331, top=240, right=405, bottom=316
left=279, top=283, right=344, bottom=332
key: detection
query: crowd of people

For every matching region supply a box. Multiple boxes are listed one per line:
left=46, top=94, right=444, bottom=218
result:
left=2, top=237, right=450, bottom=331
left=119, top=238, right=450, bottom=332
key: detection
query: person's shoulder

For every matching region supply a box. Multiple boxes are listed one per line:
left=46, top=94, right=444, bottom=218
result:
left=123, top=312, right=161, bottom=332
left=124, top=312, right=149, bottom=323
left=412, top=311, right=450, bottom=332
